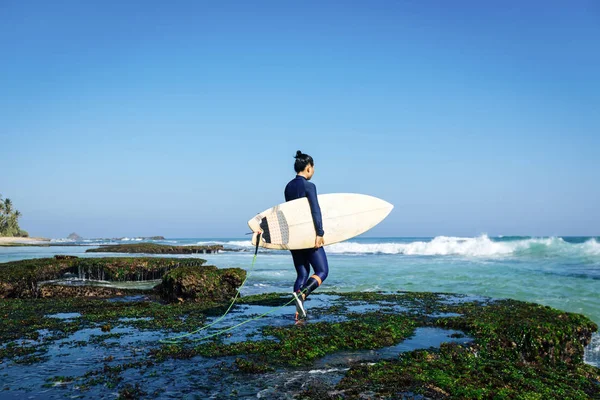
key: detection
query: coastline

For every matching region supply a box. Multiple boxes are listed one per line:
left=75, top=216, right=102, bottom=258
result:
left=0, top=236, right=51, bottom=246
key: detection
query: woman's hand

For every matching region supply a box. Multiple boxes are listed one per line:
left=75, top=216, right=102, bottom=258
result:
left=315, top=236, right=325, bottom=248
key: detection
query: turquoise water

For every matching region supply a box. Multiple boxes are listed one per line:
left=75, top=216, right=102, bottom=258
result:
left=1, top=235, right=599, bottom=366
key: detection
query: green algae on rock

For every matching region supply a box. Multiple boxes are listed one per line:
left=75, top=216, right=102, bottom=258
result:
left=158, top=265, right=246, bottom=303
left=39, top=284, right=144, bottom=299
left=85, top=243, right=223, bottom=254
left=1, top=291, right=598, bottom=399
left=335, top=343, right=600, bottom=399
left=433, top=298, right=597, bottom=365
left=0, top=296, right=222, bottom=363
left=181, top=313, right=417, bottom=367
left=0, top=256, right=207, bottom=298
left=322, top=296, right=600, bottom=399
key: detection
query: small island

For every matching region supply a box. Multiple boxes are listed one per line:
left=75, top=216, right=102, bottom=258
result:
left=67, top=232, right=83, bottom=241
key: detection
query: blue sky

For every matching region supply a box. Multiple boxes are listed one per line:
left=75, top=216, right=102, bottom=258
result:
left=1, top=1, right=599, bottom=238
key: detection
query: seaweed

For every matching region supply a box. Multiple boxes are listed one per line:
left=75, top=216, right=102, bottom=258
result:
left=85, top=243, right=223, bottom=254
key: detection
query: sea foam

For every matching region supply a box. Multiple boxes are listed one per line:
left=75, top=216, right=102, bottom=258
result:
left=326, top=235, right=600, bottom=258
left=195, top=240, right=253, bottom=248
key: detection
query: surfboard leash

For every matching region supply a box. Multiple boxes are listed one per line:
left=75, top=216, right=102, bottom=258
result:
left=161, top=294, right=301, bottom=343
left=159, top=233, right=312, bottom=344
left=159, top=233, right=265, bottom=344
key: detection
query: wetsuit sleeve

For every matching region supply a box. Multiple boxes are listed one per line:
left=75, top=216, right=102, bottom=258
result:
left=305, top=183, right=325, bottom=236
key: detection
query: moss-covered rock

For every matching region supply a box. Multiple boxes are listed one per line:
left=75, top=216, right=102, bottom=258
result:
left=319, top=296, right=600, bottom=399
left=86, top=243, right=223, bottom=254
left=0, top=257, right=206, bottom=298
left=0, top=290, right=598, bottom=398
left=159, top=265, right=246, bottom=303
left=434, top=298, right=597, bottom=366
left=174, top=313, right=417, bottom=367
left=39, top=285, right=143, bottom=299
left=336, top=344, right=600, bottom=399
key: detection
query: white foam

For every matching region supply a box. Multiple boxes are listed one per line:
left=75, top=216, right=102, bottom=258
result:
left=584, top=333, right=600, bottom=367
left=225, top=240, right=253, bottom=247
left=195, top=240, right=253, bottom=248
left=308, top=368, right=350, bottom=374
left=326, top=235, right=600, bottom=258
left=326, top=235, right=513, bottom=256
left=581, top=239, right=600, bottom=256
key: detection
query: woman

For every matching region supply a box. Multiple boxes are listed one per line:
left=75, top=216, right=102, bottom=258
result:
left=284, top=150, right=329, bottom=319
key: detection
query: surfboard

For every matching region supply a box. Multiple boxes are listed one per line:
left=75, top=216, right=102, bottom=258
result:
left=248, top=193, right=393, bottom=250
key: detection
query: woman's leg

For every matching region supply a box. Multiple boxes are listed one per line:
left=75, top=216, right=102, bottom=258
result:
left=290, top=250, right=311, bottom=292
left=299, top=247, right=329, bottom=298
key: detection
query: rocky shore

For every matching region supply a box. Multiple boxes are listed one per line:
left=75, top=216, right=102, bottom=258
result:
left=0, top=256, right=243, bottom=301
left=0, top=256, right=598, bottom=399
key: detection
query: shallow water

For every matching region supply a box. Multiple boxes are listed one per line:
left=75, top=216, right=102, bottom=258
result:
left=0, top=296, right=472, bottom=399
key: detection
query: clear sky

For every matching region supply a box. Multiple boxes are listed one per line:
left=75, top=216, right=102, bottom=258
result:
left=1, top=1, right=599, bottom=238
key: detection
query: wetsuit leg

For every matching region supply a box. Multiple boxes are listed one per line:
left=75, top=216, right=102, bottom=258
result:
left=290, top=249, right=311, bottom=292
left=299, top=247, right=329, bottom=297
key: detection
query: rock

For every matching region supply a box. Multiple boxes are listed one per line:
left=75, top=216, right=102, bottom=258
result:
left=0, top=257, right=207, bottom=298
left=0, top=281, right=15, bottom=298
left=54, top=255, right=78, bottom=260
left=159, top=265, right=246, bottom=303
left=67, top=232, right=83, bottom=241
left=38, top=284, right=139, bottom=299
left=86, top=243, right=223, bottom=254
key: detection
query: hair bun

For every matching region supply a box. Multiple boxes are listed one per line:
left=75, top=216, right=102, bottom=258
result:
left=295, top=150, right=303, bottom=158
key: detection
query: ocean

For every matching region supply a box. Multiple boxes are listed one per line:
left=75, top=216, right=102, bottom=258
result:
left=1, top=235, right=599, bottom=368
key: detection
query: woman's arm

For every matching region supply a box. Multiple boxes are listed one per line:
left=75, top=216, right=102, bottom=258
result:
left=305, top=182, right=325, bottom=238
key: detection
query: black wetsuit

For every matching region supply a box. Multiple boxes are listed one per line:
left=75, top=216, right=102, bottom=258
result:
left=284, top=175, right=329, bottom=295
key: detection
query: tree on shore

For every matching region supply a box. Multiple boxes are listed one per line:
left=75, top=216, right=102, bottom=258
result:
left=0, top=194, right=28, bottom=237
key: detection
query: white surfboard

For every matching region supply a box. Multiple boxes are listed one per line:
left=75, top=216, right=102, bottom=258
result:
left=248, top=193, right=393, bottom=250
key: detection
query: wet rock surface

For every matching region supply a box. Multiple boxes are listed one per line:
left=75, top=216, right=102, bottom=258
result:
left=38, top=284, right=142, bottom=299
left=0, top=256, right=207, bottom=298
left=158, top=265, right=246, bottom=303
left=0, top=291, right=597, bottom=399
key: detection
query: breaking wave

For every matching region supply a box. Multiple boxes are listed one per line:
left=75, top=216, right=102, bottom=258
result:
left=195, top=240, right=253, bottom=249
left=50, top=238, right=75, bottom=243
left=326, top=235, right=600, bottom=258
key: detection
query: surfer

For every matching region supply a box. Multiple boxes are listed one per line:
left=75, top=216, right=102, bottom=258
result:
left=284, top=150, right=329, bottom=320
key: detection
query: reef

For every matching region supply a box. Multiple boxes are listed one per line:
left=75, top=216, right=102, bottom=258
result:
left=86, top=243, right=223, bottom=254
left=329, top=293, right=600, bottom=399
left=158, top=265, right=246, bottom=303
left=0, top=290, right=598, bottom=399
left=0, top=256, right=207, bottom=298
left=38, top=284, right=143, bottom=299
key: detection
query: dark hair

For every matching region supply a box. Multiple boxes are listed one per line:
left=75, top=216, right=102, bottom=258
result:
left=294, top=150, right=314, bottom=173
